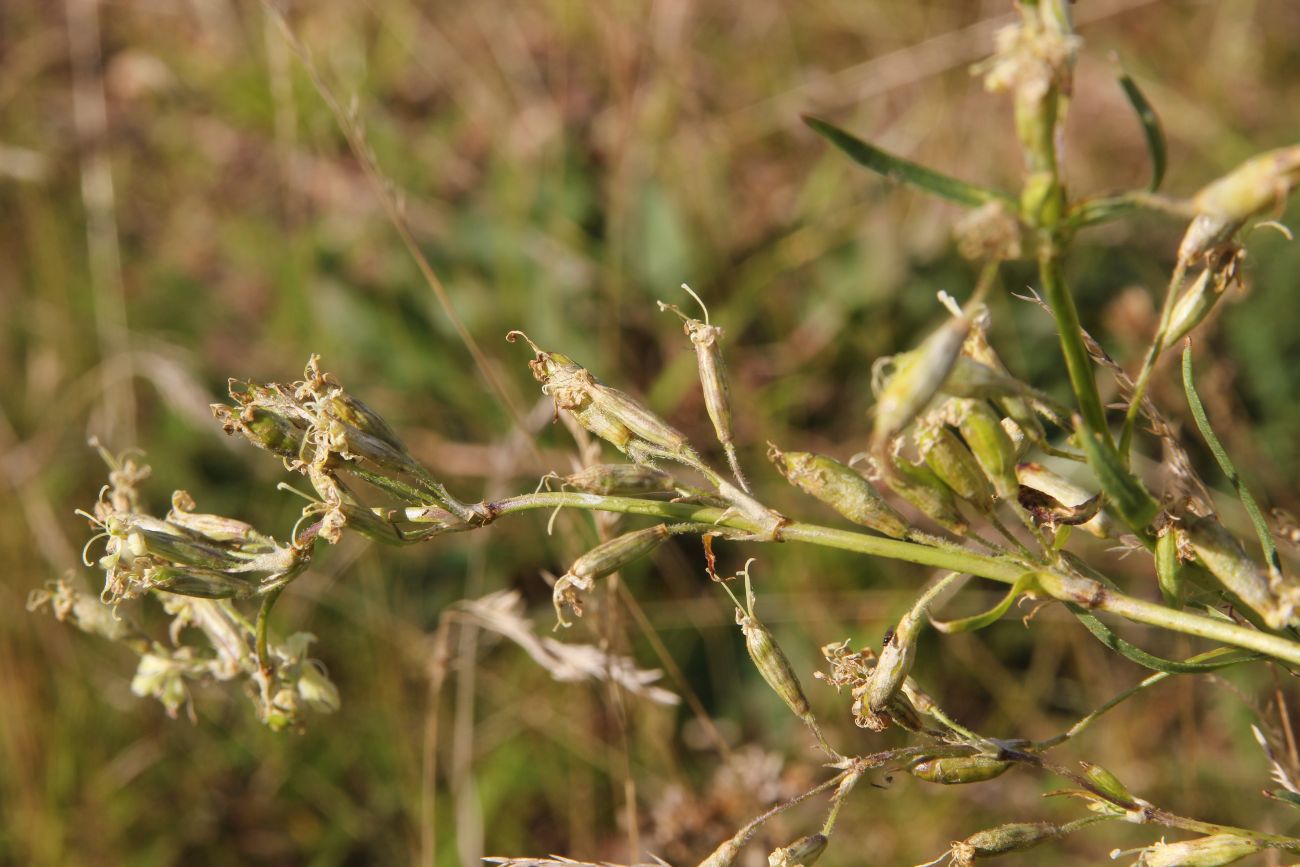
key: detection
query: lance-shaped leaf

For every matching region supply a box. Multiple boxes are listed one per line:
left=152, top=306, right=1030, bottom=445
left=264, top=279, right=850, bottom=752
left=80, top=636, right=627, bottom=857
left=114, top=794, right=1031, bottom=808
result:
left=804, top=116, right=1014, bottom=208
left=1117, top=67, right=1167, bottom=192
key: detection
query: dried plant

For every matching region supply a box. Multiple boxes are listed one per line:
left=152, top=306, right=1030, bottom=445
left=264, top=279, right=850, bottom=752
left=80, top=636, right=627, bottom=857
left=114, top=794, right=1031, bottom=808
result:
left=34, top=2, right=1300, bottom=865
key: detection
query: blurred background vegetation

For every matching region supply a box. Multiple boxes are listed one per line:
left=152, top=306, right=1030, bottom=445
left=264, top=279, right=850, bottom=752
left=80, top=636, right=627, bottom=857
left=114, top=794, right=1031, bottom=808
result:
left=3, top=0, right=1300, bottom=864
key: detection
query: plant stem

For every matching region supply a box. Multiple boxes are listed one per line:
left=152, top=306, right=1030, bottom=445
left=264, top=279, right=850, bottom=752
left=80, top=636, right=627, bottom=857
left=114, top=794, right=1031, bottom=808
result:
left=487, top=490, right=1300, bottom=666
left=1037, top=240, right=1111, bottom=443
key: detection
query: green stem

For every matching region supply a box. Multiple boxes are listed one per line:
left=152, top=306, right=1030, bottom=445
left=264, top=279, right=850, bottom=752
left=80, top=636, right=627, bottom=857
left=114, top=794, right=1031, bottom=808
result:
left=487, top=491, right=1300, bottom=666
left=1038, top=240, right=1111, bottom=442
left=1119, top=259, right=1188, bottom=458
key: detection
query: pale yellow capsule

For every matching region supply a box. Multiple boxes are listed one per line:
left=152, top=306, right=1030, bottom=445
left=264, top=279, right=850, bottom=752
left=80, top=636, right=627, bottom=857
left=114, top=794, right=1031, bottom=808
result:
left=1185, top=516, right=1289, bottom=629
left=872, top=315, right=971, bottom=447
left=952, top=399, right=1018, bottom=499
left=770, top=446, right=909, bottom=539
left=910, top=755, right=1012, bottom=785
left=920, top=427, right=994, bottom=514
left=1138, top=834, right=1266, bottom=867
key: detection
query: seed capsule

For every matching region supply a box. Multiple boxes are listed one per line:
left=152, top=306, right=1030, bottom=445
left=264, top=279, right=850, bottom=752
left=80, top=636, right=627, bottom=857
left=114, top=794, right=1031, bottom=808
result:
left=1184, top=516, right=1289, bottom=629
left=214, top=404, right=306, bottom=460
left=952, top=822, right=1060, bottom=865
left=1155, top=520, right=1186, bottom=609
left=741, top=610, right=812, bottom=720
left=1080, top=761, right=1135, bottom=803
left=660, top=286, right=746, bottom=486
left=768, top=833, right=828, bottom=867
left=872, top=315, right=971, bottom=447
left=560, top=464, right=676, bottom=496
left=952, top=399, right=1018, bottom=499
left=910, top=755, right=1012, bottom=785
left=1164, top=250, right=1241, bottom=349
left=883, top=453, right=968, bottom=536
left=769, top=445, right=909, bottom=539
left=1137, top=834, right=1266, bottom=867
left=920, top=427, right=994, bottom=514
left=1016, top=462, right=1114, bottom=538
left=1179, top=146, right=1300, bottom=262
left=553, top=524, right=672, bottom=626
left=167, top=491, right=262, bottom=544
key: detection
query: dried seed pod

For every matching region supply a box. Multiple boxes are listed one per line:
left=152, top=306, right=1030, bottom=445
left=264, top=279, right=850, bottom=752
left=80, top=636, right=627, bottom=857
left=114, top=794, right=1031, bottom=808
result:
left=1184, top=516, right=1289, bottom=629
left=126, top=527, right=250, bottom=573
left=951, top=822, right=1061, bottom=865
left=552, top=524, right=672, bottom=626
left=882, top=453, right=969, bottom=536
left=951, top=399, right=1019, bottom=499
left=660, top=286, right=749, bottom=489
left=166, top=491, right=261, bottom=544
left=865, top=628, right=917, bottom=715
left=1155, top=519, right=1186, bottom=609
left=1016, top=462, right=1114, bottom=538
left=741, top=609, right=812, bottom=720
left=1137, top=834, right=1267, bottom=867
left=910, top=755, right=1012, bottom=785
left=769, top=445, right=909, bottom=539
left=588, top=383, right=692, bottom=455
left=559, top=463, right=676, bottom=496
left=872, top=315, right=971, bottom=448
left=1179, top=146, right=1300, bottom=262
left=144, top=565, right=256, bottom=599
left=768, top=833, right=828, bottom=867
left=920, top=427, right=995, bottom=514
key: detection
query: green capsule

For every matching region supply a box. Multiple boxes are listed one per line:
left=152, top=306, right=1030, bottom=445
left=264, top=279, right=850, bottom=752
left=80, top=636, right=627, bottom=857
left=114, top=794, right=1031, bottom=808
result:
left=955, top=822, right=1060, bottom=864
left=769, top=446, right=908, bottom=539
left=143, top=564, right=254, bottom=599
left=872, top=315, right=971, bottom=447
left=921, top=427, right=994, bottom=514
left=952, top=399, right=1018, bottom=499
left=553, top=525, right=672, bottom=626
left=127, top=527, right=245, bottom=572
left=768, top=833, right=828, bottom=867
left=1138, top=834, right=1266, bottom=867
left=742, top=612, right=812, bottom=720
left=884, top=454, right=968, bottom=536
left=214, top=404, right=306, bottom=460
left=1155, top=521, right=1186, bottom=609
left=1184, top=516, right=1288, bottom=630
left=1164, top=266, right=1225, bottom=350
left=910, top=755, right=1012, bottom=785
left=560, top=464, right=676, bottom=496
left=1080, top=761, right=1135, bottom=803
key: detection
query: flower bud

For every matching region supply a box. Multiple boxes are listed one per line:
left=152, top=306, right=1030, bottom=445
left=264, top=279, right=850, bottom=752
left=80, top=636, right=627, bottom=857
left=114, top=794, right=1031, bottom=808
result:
left=1184, top=516, right=1289, bottom=630
left=323, top=392, right=405, bottom=453
left=1137, top=834, right=1266, bottom=867
left=769, top=446, right=909, bottom=539
left=296, top=661, right=341, bottom=715
left=768, top=833, right=828, bottom=867
left=910, top=755, right=1012, bottom=785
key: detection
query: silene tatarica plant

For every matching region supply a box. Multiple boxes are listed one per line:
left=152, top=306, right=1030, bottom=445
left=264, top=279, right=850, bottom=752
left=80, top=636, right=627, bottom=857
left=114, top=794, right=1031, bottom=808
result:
left=31, top=1, right=1300, bottom=864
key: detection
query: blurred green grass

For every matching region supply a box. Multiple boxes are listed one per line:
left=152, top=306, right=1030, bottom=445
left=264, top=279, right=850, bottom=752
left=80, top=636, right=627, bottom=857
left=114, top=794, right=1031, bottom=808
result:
left=3, top=0, right=1300, bottom=864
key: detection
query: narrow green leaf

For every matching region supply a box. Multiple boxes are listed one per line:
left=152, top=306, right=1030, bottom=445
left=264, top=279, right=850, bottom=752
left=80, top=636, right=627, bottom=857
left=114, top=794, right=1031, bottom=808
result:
left=931, top=574, right=1036, bottom=633
left=803, top=115, right=1014, bottom=208
left=1117, top=70, right=1167, bottom=192
left=1074, top=417, right=1159, bottom=533
left=1068, top=605, right=1259, bottom=673
left=1265, top=790, right=1300, bottom=809
left=1182, top=345, right=1284, bottom=584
